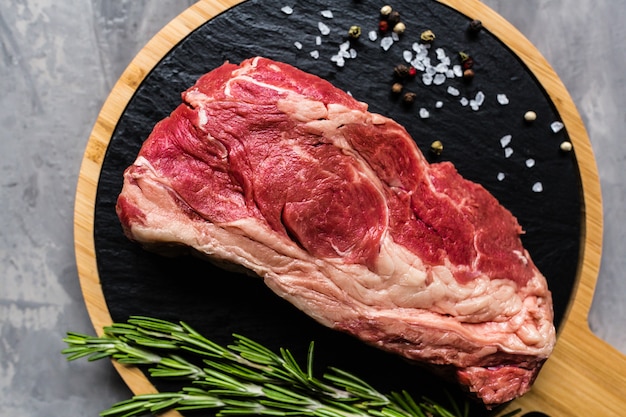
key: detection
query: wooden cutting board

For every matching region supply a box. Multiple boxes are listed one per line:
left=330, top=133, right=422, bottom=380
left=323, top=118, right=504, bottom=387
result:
left=73, top=0, right=625, bottom=415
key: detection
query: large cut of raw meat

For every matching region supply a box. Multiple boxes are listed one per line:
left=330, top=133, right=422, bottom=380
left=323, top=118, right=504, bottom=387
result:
left=116, top=57, right=555, bottom=406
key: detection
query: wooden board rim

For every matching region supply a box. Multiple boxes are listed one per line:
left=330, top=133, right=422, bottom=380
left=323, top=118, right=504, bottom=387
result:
left=73, top=0, right=623, bottom=415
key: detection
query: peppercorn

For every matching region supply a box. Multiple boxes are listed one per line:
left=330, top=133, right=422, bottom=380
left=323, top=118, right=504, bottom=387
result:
left=468, top=19, right=483, bottom=34
left=524, top=110, right=537, bottom=122
left=459, top=52, right=474, bottom=69
left=388, top=11, right=401, bottom=26
left=394, top=64, right=410, bottom=79
left=463, top=68, right=475, bottom=80
left=430, top=140, right=444, bottom=155
left=379, top=20, right=389, bottom=32
left=560, top=141, right=573, bottom=152
left=420, top=30, right=435, bottom=43
left=408, top=66, right=417, bottom=77
left=391, top=82, right=403, bottom=94
left=393, top=22, right=406, bottom=35
left=380, top=5, right=392, bottom=18
left=402, top=92, right=417, bottom=105
left=348, top=25, right=362, bottom=39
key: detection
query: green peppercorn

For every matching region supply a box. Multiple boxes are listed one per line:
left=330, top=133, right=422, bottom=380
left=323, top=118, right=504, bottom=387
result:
left=420, top=30, right=435, bottom=43
left=348, top=25, right=362, bottom=39
left=430, top=140, right=444, bottom=155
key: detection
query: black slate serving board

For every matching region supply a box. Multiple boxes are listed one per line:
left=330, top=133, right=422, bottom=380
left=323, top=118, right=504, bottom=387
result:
left=92, top=0, right=582, bottom=414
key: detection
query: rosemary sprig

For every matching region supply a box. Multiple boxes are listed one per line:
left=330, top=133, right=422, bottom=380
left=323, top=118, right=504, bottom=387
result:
left=62, top=316, right=520, bottom=417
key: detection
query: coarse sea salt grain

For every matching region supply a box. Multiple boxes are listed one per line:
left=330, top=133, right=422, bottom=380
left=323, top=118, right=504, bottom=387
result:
left=551, top=121, right=564, bottom=133
left=435, top=101, right=443, bottom=108
left=497, top=94, right=509, bottom=105
left=433, top=73, right=446, bottom=85
left=422, top=73, right=433, bottom=86
left=368, top=30, right=378, bottom=41
left=532, top=182, right=543, bottom=192
left=310, top=50, right=320, bottom=59
left=460, top=97, right=469, bottom=106
left=419, top=108, right=430, bottom=119
left=281, top=6, right=293, bottom=15
left=500, top=134, right=512, bottom=148
left=381, top=36, right=394, bottom=51
left=294, top=41, right=302, bottom=50
left=316, top=36, right=322, bottom=45
left=447, top=86, right=460, bottom=96
left=320, top=10, right=333, bottom=18
left=318, top=22, right=330, bottom=35
left=526, top=158, right=535, bottom=168
left=403, top=50, right=413, bottom=62
left=504, top=147, right=514, bottom=158
left=497, top=172, right=506, bottom=181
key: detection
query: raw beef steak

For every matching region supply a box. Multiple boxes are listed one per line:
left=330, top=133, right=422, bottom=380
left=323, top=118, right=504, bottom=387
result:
left=116, top=57, right=555, bottom=406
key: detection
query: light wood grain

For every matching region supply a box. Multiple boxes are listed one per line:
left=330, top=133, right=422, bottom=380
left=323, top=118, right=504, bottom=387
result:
left=73, top=0, right=623, bottom=415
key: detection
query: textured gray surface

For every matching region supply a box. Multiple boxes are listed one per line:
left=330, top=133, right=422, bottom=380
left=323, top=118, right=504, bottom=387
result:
left=0, top=1, right=624, bottom=416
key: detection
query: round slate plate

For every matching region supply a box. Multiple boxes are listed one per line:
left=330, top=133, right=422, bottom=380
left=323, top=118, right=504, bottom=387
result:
left=76, top=0, right=603, bottom=415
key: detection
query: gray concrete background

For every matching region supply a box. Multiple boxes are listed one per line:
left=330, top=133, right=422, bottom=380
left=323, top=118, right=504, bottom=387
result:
left=1, top=1, right=624, bottom=415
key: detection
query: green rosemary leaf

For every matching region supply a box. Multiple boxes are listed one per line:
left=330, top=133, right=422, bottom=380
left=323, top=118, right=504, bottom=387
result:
left=62, top=317, right=478, bottom=417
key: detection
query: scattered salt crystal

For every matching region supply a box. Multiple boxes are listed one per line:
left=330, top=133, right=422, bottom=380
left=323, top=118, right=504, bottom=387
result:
left=425, top=65, right=436, bottom=76
left=412, top=59, right=425, bottom=71
left=392, top=32, right=400, bottom=41
left=446, top=69, right=455, bottom=78
left=281, top=6, right=293, bottom=15
left=294, top=41, right=303, bottom=50
left=340, top=49, right=350, bottom=58
left=316, top=36, right=322, bottom=45
left=422, top=73, right=433, bottom=86
left=435, top=48, right=446, bottom=60
left=532, top=182, right=543, bottom=193
left=433, top=73, right=446, bottom=85
left=551, top=121, right=564, bottom=133
left=447, top=86, right=460, bottom=96
left=504, top=147, right=514, bottom=158
left=320, top=10, right=333, bottom=18
left=380, top=36, right=394, bottom=51
left=368, top=30, right=378, bottom=41
left=434, top=62, right=448, bottom=73
left=403, top=50, right=413, bottom=63
left=310, top=50, right=320, bottom=59
left=500, top=134, right=512, bottom=148
left=452, top=65, right=463, bottom=77
left=331, top=54, right=345, bottom=67
left=497, top=172, right=505, bottom=181
left=474, top=91, right=485, bottom=106
left=470, top=101, right=479, bottom=111
left=460, top=97, right=469, bottom=106
left=349, top=48, right=357, bottom=59
left=497, top=94, right=509, bottom=105
left=419, top=108, right=430, bottom=119
left=339, top=41, right=350, bottom=51
left=435, top=101, right=443, bottom=108
left=526, top=158, right=535, bottom=168
left=318, top=22, right=330, bottom=35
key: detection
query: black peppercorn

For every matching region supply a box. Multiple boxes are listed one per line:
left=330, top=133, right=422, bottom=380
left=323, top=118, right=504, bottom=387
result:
left=394, top=64, right=410, bottom=79
left=388, top=11, right=401, bottom=26
left=402, top=92, right=417, bottom=105
left=468, top=19, right=483, bottom=34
